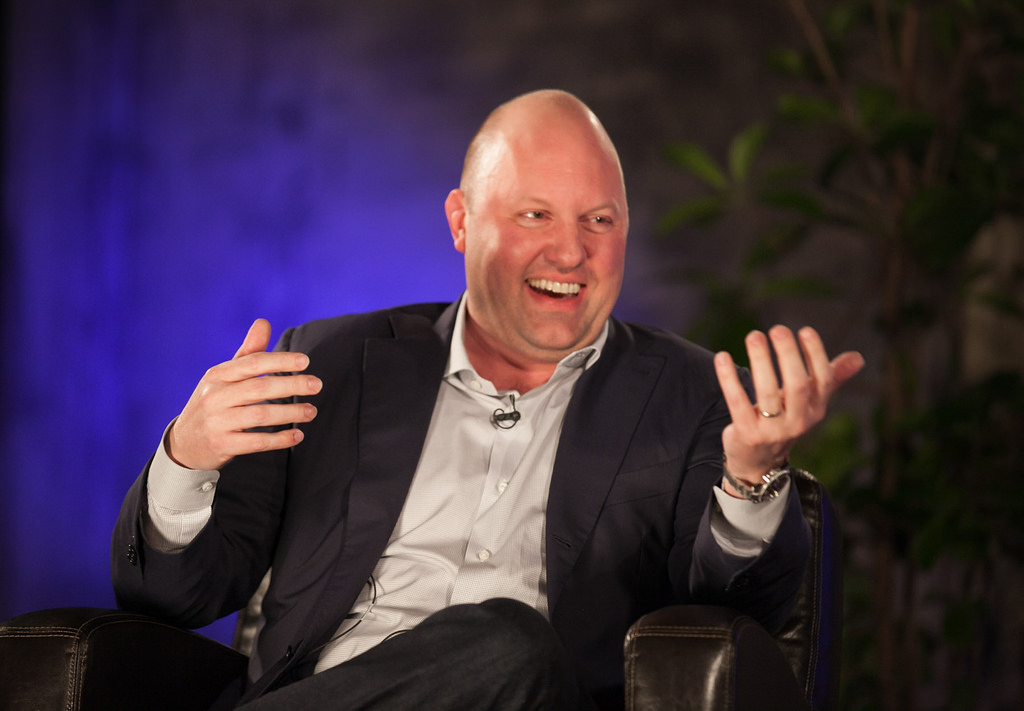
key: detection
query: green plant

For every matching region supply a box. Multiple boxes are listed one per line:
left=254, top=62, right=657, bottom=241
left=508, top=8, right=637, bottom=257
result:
left=659, top=1, right=1024, bottom=708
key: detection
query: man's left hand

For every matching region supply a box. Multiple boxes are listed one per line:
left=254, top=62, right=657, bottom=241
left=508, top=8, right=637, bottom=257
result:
left=714, top=325, right=865, bottom=495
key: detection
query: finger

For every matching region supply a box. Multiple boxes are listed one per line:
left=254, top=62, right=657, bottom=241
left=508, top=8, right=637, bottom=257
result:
left=745, top=330, right=782, bottom=414
left=233, top=318, right=272, bottom=360
left=208, top=351, right=312, bottom=384
left=714, top=351, right=759, bottom=429
left=191, top=374, right=322, bottom=428
left=220, top=401, right=319, bottom=432
left=216, top=427, right=308, bottom=459
left=770, top=325, right=811, bottom=411
left=830, top=351, right=866, bottom=390
left=796, top=327, right=832, bottom=399
left=233, top=372, right=323, bottom=406
left=798, top=327, right=865, bottom=398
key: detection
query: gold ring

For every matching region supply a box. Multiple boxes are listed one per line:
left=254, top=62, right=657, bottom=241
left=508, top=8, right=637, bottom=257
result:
left=756, top=405, right=783, bottom=418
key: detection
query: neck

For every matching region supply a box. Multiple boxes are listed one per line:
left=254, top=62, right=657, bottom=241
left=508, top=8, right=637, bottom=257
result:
left=462, top=321, right=558, bottom=394
left=480, top=364, right=555, bottom=395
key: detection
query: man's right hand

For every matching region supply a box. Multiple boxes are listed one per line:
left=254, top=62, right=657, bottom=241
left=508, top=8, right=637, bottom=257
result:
left=167, top=318, right=322, bottom=471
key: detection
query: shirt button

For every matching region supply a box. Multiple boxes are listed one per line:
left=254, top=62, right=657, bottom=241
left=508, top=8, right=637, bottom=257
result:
left=200, top=481, right=215, bottom=493
left=477, top=549, right=492, bottom=562
left=497, top=480, right=508, bottom=494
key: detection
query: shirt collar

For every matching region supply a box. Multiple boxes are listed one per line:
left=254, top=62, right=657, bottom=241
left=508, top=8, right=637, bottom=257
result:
left=445, top=294, right=608, bottom=382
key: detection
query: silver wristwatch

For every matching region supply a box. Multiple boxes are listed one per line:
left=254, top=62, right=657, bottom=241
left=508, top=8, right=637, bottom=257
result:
left=722, top=456, right=791, bottom=504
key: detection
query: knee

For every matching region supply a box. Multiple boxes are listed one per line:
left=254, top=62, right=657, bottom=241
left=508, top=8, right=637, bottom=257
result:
left=478, top=597, right=545, bottom=623
left=415, top=600, right=585, bottom=709
left=472, top=598, right=564, bottom=660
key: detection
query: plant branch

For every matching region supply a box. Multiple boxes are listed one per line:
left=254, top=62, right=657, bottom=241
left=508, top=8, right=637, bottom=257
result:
left=897, top=0, right=922, bottom=106
left=871, top=0, right=898, bottom=78
left=784, top=0, right=861, bottom=131
left=922, top=29, right=986, bottom=187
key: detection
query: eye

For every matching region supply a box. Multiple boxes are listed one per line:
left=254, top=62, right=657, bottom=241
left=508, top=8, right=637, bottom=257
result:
left=582, top=214, right=615, bottom=234
left=514, top=210, right=550, bottom=227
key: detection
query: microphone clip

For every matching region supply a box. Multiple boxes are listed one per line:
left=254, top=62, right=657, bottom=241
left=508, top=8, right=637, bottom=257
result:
left=492, top=394, right=521, bottom=429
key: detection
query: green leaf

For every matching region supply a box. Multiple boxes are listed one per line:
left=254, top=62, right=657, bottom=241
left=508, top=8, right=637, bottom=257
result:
left=759, top=162, right=810, bottom=184
left=856, top=84, right=897, bottom=131
left=904, top=187, right=993, bottom=273
left=777, top=94, right=840, bottom=124
left=657, top=195, right=728, bottom=232
left=765, top=47, right=808, bottom=77
left=758, top=187, right=826, bottom=218
left=873, top=111, right=936, bottom=158
left=665, top=142, right=729, bottom=189
left=728, top=122, right=769, bottom=184
left=818, top=143, right=857, bottom=187
left=825, top=0, right=871, bottom=38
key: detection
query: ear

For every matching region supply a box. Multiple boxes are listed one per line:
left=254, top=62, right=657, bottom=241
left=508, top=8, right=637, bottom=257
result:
left=445, top=189, right=468, bottom=254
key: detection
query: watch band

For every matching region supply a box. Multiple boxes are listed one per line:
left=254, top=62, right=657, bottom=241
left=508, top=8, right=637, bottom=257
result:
left=722, top=456, right=791, bottom=504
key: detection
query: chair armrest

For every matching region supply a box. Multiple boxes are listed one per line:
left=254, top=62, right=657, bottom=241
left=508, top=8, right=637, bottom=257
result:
left=0, top=607, right=247, bottom=711
left=624, top=605, right=810, bottom=711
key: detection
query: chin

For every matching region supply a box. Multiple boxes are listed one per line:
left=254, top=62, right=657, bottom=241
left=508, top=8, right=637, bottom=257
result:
left=525, top=331, right=591, bottom=357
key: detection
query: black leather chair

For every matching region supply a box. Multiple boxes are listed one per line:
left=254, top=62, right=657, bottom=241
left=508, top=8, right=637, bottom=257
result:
left=0, top=470, right=841, bottom=710
left=624, top=469, right=842, bottom=710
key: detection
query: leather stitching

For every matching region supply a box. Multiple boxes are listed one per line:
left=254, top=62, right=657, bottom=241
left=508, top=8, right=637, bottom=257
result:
left=0, top=630, right=80, bottom=638
left=631, top=631, right=729, bottom=639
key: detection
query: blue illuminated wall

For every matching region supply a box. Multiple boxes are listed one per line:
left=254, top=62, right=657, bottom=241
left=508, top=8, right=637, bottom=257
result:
left=1, top=0, right=801, bottom=642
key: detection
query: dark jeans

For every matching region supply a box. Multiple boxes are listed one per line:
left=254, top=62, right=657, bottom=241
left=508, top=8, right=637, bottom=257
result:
left=237, top=598, right=596, bottom=710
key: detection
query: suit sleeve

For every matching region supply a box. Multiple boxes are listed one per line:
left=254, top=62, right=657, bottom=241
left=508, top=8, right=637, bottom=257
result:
left=110, top=329, right=299, bottom=629
left=670, top=366, right=811, bottom=635
left=689, top=481, right=810, bottom=633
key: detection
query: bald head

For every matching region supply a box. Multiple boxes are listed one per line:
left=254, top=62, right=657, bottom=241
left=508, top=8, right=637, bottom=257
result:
left=459, top=90, right=625, bottom=210
left=443, top=89, right=629, bottom=381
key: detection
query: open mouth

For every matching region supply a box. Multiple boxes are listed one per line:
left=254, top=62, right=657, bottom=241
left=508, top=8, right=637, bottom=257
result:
left=527, top=278, right=582, bottom=299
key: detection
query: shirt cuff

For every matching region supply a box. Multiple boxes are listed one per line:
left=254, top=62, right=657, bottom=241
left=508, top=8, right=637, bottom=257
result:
left=143, top=421, right=220, bottom=552
left=708, top=478, right=791, bottom=558
left=148, top=421, right=221, bottom=511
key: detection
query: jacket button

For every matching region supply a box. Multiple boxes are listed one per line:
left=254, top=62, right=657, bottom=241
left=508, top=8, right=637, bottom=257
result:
left=127, top=544, right=138, bottom=566
left=285, top=645, right=294, bottom=659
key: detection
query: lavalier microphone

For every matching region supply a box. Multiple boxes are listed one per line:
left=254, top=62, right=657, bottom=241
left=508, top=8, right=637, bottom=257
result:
left=492, top=394, right=521, bottom=429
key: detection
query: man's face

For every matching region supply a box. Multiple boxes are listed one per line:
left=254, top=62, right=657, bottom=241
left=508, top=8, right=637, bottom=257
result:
left=447, top=117, right=628, bottom=368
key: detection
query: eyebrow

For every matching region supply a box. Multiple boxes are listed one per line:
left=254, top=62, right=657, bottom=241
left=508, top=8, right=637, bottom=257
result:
left=584, top=203, right=623, bottom=217
left=516, top=197, right=623, bottom=217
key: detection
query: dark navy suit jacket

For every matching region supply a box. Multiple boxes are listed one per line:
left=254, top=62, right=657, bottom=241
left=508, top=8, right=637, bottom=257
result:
left=112, top=300, right=810, bottom=705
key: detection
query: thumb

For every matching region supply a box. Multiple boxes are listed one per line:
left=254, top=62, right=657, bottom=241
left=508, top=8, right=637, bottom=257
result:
left=233, top=318, right=272, bottom=359
left=830, top=351, right=865, bottom=392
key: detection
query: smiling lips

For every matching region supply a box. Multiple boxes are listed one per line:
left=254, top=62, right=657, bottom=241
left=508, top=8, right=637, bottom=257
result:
left=526, top=278, right=582, bottom=297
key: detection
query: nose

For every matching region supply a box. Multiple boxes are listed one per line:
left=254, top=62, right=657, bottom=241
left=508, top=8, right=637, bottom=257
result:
left=544, top=220, right=587, bottom=270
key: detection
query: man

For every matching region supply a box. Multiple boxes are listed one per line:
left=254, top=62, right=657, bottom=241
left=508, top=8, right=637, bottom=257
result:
left=112, top=90, right=863, bottom=709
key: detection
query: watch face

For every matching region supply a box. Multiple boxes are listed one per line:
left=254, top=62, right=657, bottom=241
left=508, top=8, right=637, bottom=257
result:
left=744, top=468, right=790, bottom=503
left=758, top=476, right=786, bottom=502
left=722, top=458, right=790, bottom=503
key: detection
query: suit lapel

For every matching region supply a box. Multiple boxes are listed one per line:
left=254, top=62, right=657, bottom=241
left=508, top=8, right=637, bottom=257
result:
left=545, top=319, right=664, bottom=611
left=302, top=304, right=456, bottom=651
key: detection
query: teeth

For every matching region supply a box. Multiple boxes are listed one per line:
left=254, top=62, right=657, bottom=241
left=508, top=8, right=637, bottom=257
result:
left=527, top=279, right=581, bottom=295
